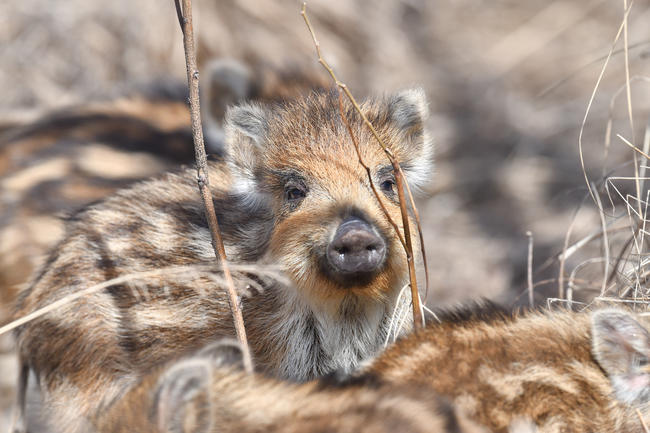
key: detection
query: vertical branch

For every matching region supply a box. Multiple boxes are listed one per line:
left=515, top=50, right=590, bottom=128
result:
left=336, top=92, right=407, bottom=250
left=173, top=0, right=252, bottom=373
left=397, top=168, right=430, bottom=300
left=301, top=3, right=424, bottom=330
left=393, top=158, right=424, bottom=328
left=526, top=231, right=534, bottom=308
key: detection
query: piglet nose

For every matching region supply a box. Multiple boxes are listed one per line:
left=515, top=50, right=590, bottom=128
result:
left=327, top=218, right=386, bottom=276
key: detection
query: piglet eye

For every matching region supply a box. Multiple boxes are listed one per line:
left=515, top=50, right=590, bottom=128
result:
left=380, top=179, right=395, bottom=194
left=286, top=187, right=306, bottom=201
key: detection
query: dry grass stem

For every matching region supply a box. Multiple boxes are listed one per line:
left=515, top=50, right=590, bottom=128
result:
left=637, top=408, right=650, bottom=433
left=547, top=297, right=588, bottom=309
left=0, top=264, right=285, bottom=338
left=538, top=39, right=650, bottom=98
left=526, top=231, right=534, bottom=308
left=558, top=204, right=582, bottom=298
left=610, top=227, right=641, bottom=290
left=174, top=0, right=252, bottom=372
left=301, top=2, right=424, bottom=330
left=384, top=283, right=411, bottom=347
left=398, top=169, right=431, bottom=300
left=578, top=2, right=633, bottom=208
left=641, top=118, right=650, bottom=195
left=592, top=184, right=610, bottom=295
left=595, top=296, right=650, bottom=305
left=559, top=224, right=630, bottom=262
left=604, top=76, right=650, bottom=179
left=336, top=92, right=407, bottom=250
left=567, top=257, right=608, bottom=301
left=621, top=0, right=640, bottom=217
left=619, top=134, right=650, bottom=160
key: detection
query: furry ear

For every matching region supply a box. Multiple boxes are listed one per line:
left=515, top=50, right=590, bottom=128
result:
left=153, top=340, right=248, bottom=433
left=591, top=309, right=650, bottom=406
left=387, top=88, right=434, bottom=192
left=195, top=339, right=247, bottom=370
left=224, top=102, right=270, bottom=195
left=201, top=59, right=254, bottom=155
left=154, top=359, right=212, bottom=433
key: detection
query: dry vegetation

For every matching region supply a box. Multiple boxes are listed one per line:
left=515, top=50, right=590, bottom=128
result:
left=3, top=0, right=649, bottom=304
left=2, top=0, right=650, bottom=430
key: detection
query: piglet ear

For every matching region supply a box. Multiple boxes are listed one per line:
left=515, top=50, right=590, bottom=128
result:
left=195, top=339, right=247, bottom=370
left=224, top=102, right=270, bottom=195
left=387, top=88, right=434, bottom=193
left=153, top=340, right=248, bottom=433
left=153, top=359, right=212, bottom=433
left=201, top=59, right=254, bottom=155
left=591, top=309, right=650, bottom=406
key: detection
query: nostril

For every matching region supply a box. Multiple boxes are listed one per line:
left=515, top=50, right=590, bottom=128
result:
left=327, top=218, right=387, bottom=278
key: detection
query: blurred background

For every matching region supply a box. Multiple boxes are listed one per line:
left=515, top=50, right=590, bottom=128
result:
left=1, top=0, right=650, bottom=428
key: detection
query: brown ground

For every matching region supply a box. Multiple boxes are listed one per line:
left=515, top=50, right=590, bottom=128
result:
left=1, top=0, right=650, bottom=430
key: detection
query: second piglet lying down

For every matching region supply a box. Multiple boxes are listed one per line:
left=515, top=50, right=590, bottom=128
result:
left=14, top=89, right=434, bottom=432
left=101, top=306, right=650, bottom=433
left=97, top=341, right=486, bottom=433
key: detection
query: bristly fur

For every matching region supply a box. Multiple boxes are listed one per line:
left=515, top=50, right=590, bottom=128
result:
left=96, top=341, right=487, bottom=433
left=98, top=306, right=650, bottom=433
left=427, top=299, right=514, bottom=326
left=355, top=306, right=650, bottom=433
left=0, top=58, right=327, bottom=322
left=99, top=306, right=650, bottom=433
left=13, top=89, right=434, bottom=432
left=0, top=90, right=195, bottom=324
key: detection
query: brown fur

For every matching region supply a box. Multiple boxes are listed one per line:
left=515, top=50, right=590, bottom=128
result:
left=13, top=90, right=433, bottom=432
left=0, top=60, right=325, bottom=324
left=100, top=305, right=649, bottom=433
left=0, top=87, right=194, bottom=323
left=349, top=305, right=650, bottom=433
left=96, top=342, right=486, bottom=433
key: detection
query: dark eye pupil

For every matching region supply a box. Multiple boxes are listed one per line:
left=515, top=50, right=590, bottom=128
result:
left=287, top=188, right=305, bottom=201
left=381, top=180, right=395, bottom=192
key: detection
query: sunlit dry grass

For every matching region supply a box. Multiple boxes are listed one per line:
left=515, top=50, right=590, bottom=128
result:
left=2, top=0, right=650, bottom=430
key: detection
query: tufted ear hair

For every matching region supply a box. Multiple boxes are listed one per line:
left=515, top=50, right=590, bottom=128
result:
left=201, top=58, right=254, bottom=155
left=591, top=309, right=650, bottom=406
left=194, top=339, right=246, bottom=370
left=224, top=102, right=270, bottom=195
left=386, top=88, right=434, bottom=193
left=153, top=340, right=247, bottom=433
left=154, top=359, right=212, bottom=433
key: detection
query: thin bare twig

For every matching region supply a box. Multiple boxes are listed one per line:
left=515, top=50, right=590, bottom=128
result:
left=174, top=0, right=252, bottom=373
left=636, top=408, right=650, bottom=433
left=337, top=92, right=433, bottom=318
left=397, top=166, right=431, bottom=301
left=336, top=92, right=407, bottom=250
left=526, top=231, right=534, bottom=308
left=302, top=2, right=424, bottom=329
